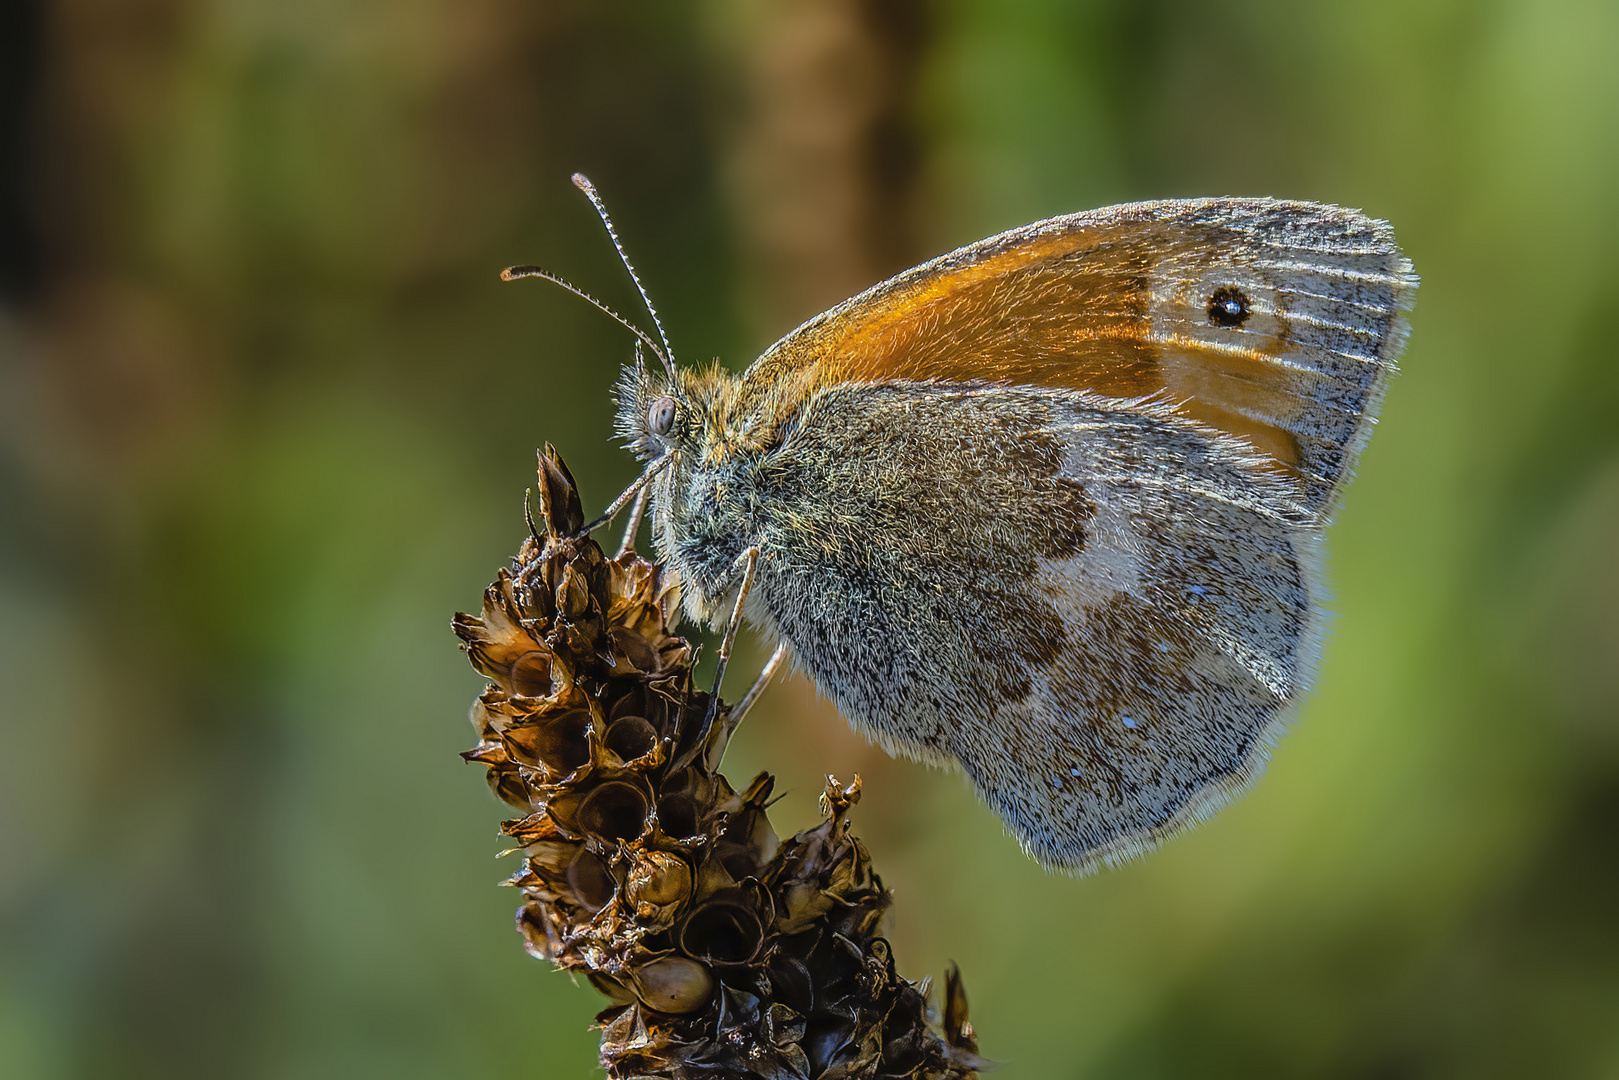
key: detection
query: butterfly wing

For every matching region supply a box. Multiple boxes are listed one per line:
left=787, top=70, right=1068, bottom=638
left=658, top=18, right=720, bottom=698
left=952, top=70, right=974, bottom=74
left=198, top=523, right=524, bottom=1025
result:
left=726, top=200, right=1414, bottom=871
left=738, top=199, right=1415, bottom=516
left=746, top=382, right=1319, bottom=872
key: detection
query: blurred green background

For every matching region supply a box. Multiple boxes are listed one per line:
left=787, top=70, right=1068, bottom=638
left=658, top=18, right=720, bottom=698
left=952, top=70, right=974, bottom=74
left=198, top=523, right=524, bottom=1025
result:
left=2, top=1, right=1616, bottom=1077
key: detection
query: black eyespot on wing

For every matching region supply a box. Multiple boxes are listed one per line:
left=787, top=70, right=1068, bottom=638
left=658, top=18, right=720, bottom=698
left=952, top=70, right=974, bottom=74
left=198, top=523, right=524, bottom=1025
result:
left=1206, top=286, right=1251, bottom=328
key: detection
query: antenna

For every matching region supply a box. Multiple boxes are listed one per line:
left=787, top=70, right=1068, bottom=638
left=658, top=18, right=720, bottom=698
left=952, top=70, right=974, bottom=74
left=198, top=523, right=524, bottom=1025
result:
left=499, top=265, right=675, bottom=377
left=571, top=173, right=678, bottom=370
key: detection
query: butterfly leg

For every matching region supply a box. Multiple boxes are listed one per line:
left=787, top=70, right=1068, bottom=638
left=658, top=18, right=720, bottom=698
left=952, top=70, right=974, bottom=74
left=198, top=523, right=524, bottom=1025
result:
left=702, top=642, right=789, bottom=770
left=705, top=546, right=760, bottom=721
left=614, top=484, right=650, bottom=558
left=667, top=546, right=760, bottom=772
left=575, top=470, right=650, bottom=539
left=732, top=642, right=787, bottom=725
left=576, top=457, right=668, bottom=540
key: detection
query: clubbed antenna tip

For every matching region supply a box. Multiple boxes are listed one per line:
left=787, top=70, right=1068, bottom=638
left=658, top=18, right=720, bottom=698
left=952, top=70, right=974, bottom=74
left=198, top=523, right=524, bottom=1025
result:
left=569, top=172, right=678, bottom=372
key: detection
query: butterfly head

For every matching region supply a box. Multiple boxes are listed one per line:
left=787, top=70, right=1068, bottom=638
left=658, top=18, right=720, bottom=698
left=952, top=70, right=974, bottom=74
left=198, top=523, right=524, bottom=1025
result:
left=614, top=358, right=752, bottom=470
left=614, top=354, right=682, bottom=464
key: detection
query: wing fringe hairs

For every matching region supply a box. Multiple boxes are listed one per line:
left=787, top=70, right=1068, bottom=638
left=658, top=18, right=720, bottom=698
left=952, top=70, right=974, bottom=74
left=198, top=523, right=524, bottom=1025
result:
left=452, top=446, right=988, bottom=1080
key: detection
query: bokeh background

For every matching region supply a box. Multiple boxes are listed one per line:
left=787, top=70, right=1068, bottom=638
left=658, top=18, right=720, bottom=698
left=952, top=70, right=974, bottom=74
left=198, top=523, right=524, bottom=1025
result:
left=2, top=1, right=1616, bottom=1077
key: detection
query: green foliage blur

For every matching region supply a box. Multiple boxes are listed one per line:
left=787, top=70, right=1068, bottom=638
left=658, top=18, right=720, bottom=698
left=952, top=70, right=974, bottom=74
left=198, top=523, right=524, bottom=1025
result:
left=2, top=1, right=1616, bottom=1077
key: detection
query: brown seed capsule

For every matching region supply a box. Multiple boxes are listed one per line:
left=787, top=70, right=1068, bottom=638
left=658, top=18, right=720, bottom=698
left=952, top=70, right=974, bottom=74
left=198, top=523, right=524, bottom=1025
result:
left=654, top=792, right=700, bottom=840
left=776, top=880, right=835, bottom=934
left=603, top=715, right=658, bottom=765
left=522, top=839, right=578, bottom=879
left=629, top=955, right=714, bottom=1014
left=557, top=564, right=591, bottom=619
left=607, top=684, right=649, bottom=722
left=565, top=847, right=616, bottom=912
left=679, top=886, right=771, bottom=967
left=453, top=576, right=535, bottom=679
left=514, top=900, right=561, bottom=962
left=576, top=781, right=651, bottom=844
left=612, top=627, right=658, bottom=674
left=502, top=707, right=592, bottom=776
left=508, top=648, right=561, bottom=700
left=499, top=811, right=565, bottom=847
left=624, top=850, right=693, bottom=930
left=534, top=445, right=584, bottom=538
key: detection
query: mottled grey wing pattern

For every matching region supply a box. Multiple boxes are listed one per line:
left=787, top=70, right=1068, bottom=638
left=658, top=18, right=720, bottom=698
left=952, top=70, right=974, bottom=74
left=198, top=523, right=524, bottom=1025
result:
left=943, top=393, right=1323, bottom=873
left=748, top=384, right=1319, bottom=873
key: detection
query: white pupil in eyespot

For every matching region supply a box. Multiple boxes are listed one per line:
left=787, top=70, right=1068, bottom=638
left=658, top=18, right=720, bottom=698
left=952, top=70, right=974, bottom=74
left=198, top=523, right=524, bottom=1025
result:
left=648, top=397, right=676, bottom=435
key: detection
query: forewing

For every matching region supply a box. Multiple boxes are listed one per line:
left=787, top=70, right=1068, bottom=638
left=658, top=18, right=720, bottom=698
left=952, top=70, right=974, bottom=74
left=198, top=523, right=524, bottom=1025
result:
left=741, top=199, right=1415, bottom=516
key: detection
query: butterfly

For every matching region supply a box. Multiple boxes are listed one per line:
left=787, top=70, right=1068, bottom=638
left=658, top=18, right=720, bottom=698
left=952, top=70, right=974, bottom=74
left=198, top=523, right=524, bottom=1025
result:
left=513, top=178, right=1416, bottom=873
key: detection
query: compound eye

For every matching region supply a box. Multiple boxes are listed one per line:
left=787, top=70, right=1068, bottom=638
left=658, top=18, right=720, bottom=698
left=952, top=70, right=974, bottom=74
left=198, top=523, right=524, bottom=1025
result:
left=647, top=396, right=677, bottom=436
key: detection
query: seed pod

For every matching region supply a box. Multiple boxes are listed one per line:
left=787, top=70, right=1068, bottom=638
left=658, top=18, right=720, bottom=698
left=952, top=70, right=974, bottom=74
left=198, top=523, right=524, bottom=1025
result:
left=678, top=886, right=771, bottom=968
left=454, top=572, right=537, bottom=679
left=514, top=900, right=561, bottom=962
left=576, top=780, right=651, bottom=845
left=557, top=564, right=591, bottom=620
left=624, top=850, right=693, bottom=930
left=611, top=626, right=658, bottom=674
left=565, top=847, right=616, bottom=912
left=602, top=715, right=658, bottom=765
left=654, top=792, right=700, bottom=841
left=507, top=647, right=566, bottom=701
left=534, top=444, right=584, bottom=538
left=629, top=955, right=714, bottom=1015
left=499, top=708, right=590, bottom=776
left=521, top=839, right=578, bottom=880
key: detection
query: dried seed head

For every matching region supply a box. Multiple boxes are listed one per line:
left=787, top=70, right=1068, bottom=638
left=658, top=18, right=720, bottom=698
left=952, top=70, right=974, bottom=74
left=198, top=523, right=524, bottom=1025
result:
left=453, top=451, right=986, bottom=1078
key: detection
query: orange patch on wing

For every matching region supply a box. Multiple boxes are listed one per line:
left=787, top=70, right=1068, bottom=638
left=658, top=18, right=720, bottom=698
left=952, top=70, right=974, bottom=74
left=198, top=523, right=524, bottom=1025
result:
left=747, top=222, right=1312, bottom=473
left=764, top=228, right=1157, bottom=389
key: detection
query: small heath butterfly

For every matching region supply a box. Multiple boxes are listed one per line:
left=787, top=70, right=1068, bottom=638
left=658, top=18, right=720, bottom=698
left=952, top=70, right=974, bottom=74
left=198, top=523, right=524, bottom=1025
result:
left=507, top=175, right=1416, bottom=874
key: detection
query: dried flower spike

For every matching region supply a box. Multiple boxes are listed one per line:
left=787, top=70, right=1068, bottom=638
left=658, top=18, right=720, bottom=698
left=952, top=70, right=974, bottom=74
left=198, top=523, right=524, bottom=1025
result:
left=453, top=446, right=989, bottom=1079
